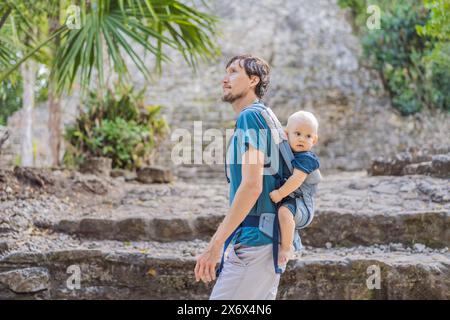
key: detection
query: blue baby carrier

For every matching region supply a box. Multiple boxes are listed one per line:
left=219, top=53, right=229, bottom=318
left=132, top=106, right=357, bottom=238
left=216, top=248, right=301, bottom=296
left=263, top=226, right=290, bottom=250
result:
left=218, top=102, right=322, bottom=276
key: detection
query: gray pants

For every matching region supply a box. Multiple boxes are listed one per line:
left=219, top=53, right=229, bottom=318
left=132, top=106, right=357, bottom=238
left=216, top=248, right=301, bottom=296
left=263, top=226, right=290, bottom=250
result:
left=210, top=243, right=284, bottom=300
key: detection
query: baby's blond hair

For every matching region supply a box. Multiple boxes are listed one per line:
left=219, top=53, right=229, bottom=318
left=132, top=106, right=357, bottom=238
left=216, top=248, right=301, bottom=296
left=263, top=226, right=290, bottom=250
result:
left=287, top=111, right=319, bottom=134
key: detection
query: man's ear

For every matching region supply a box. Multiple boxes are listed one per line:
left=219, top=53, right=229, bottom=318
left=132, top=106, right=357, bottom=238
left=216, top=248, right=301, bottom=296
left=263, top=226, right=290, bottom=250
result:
left=250, top=75, right=260, bottom=87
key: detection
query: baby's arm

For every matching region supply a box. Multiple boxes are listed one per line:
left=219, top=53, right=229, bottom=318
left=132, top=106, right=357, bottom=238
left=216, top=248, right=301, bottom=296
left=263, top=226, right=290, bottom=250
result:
left=269, top=169, right=307, bottom=203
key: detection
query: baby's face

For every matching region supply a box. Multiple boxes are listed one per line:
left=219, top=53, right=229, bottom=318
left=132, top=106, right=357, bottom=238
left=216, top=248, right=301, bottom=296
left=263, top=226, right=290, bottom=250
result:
left=286, top=120, right=318, bottom=153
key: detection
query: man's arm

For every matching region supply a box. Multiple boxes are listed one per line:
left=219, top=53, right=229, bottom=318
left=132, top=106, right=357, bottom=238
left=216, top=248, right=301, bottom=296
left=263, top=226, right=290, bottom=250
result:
left=194, top=145, right=265, bottom=283
left=211, top=145, right=264, bottom=244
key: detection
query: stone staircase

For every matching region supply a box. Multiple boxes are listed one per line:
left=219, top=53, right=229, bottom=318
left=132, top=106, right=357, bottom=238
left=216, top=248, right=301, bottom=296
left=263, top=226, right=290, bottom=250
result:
left=43, top=208, right=449, bottom=247
left=1, top=240, right=448, bottom=300
left=0, top=171, right=449, bottom=299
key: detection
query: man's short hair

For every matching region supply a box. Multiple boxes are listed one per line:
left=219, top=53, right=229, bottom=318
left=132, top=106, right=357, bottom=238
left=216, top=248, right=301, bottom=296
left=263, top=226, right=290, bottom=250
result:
left=226, top=54, right=271, bottom=99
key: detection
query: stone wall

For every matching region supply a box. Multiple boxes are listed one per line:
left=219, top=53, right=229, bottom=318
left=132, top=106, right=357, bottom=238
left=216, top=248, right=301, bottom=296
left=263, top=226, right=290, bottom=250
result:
left=0, top=93, right=79, bottom=168
left=129, top=0, right=450, bottom=178
left=1, top=0, right=449, bottom=179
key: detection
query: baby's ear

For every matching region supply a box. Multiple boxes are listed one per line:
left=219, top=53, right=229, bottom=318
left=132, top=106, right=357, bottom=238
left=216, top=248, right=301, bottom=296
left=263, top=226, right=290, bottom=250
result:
left=313, top=134, right=319, bottom=145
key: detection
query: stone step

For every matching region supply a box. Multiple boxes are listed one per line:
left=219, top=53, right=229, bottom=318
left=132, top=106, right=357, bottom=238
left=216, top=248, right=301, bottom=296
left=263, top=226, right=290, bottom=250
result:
left=0, top=238, right=448, bottom=299
left=3, top=172, right=448, bottom=248
left=42, top=208, right=450, bottom=248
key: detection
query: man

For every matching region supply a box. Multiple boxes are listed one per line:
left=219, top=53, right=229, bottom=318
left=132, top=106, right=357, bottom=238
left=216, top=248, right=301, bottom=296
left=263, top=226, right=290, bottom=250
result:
left=194, top=54, right=285, bottom=300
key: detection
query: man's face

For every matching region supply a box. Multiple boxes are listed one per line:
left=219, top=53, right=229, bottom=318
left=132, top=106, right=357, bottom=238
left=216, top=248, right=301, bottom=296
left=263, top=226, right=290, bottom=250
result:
left=222, top=59, right=255, bottom=103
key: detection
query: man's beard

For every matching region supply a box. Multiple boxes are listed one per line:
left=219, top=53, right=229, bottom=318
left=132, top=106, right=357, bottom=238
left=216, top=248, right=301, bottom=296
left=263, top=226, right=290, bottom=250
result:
left=221, top=91, right=245, bottom=104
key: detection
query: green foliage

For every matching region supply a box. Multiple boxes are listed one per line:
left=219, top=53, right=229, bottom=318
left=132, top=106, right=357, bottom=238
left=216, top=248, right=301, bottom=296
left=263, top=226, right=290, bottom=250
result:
left=338, top=0, right=450, bottom=115
left=64, top=86, right=168, bottom=170
left=35, top=67, right=49, bottom=103
left=0, top=74, right=22, bottom=125
left=0, top=68, right=51, bottom=126
left=339, top=0, right=376, bottom=33
left=417, top=0, right=450, bottom=42
left=13, top=154, right=21, bottom=166
left=0, top=0, right=220, bottom=95
left=32, top=138, right=37, bottom=162
left=416, top=0, right=450, bottom=109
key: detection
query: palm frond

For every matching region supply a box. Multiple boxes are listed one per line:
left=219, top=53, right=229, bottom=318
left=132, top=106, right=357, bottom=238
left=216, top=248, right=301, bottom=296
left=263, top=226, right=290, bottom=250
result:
left=1, top=0, right=220, bottom=94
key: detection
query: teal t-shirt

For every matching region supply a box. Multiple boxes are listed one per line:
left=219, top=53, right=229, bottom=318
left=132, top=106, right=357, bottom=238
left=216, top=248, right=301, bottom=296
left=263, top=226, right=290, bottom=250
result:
left=226, top=102, right=282, bottom=246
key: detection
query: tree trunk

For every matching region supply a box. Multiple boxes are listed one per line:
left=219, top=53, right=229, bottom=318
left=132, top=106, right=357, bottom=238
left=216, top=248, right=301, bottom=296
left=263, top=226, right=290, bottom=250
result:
left=0, top=126, right=9, bottom=153
left=20, top=60, right=37, bottom=167
left=48, top=82, right=61, bottom=166
left=48, top=2, right=62, bottom=167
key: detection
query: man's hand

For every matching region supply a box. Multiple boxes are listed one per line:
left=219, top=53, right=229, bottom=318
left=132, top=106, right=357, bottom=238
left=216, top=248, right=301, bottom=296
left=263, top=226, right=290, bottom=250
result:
left=269, top=189, right=283, bottom=203
left=194, top=241, right=223, bottom=283
left=278, top=244, right=294, bottom=266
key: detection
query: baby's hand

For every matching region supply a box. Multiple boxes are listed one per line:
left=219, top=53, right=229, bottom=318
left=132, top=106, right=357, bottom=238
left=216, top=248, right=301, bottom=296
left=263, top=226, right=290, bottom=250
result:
left=269, top=190, right=283, bottom=203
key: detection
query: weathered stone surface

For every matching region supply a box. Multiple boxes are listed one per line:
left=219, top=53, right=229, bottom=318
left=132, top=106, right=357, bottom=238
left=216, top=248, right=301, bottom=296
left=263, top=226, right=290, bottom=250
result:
left=136, top=166, right=173, bottom=184
left=397, top=153, right=450, bottom=178
left=370, top=152, right=413, bottom=176
left=370, top=150, right=450, bottom=178
left=0, top=242, right=8, bottom=255
left=300, top=209, right=450, bottom=248
left=115, top=218, right=151, bottom=240
left=279, top=253, right=450, bottom=300
left=0, top=167, right=86, bottom=202
left=53, top=217, right=203, bottom=242
left=72, top=175, right=109, bottom=195
left=110, top=169, right=126, bottom=178
left=13, top=167, right=54, bottom=188
left=0, top=252, right=46, bottom=264
left=402, top=162, right=432, bottom=175
left=0, top=267, right=49, bottom=293
left=413, top=243, right=426, bottom=253
left=152, top=218, right=194, bottom=241
left=79, top=219, right=117, bottom=238
left=194, top=215, right=225, bottom=236
left=46, top=249, right=104, bottom=263
left=49, top=208, right=450, bottom=248
left=124, top=172, right=137, bottom=182
left=432, top=154, right=450, bottom=178
left=0, top=248, right=448, bottom=299
left=0, top=126, right=9, bottom=153
left=417, top=179, right=450, bottom=203
left=110, top=169, right=136, bottom=181
left=80, top=157, right=112, bottom=176
left=20, top=172, right=445, bottom=248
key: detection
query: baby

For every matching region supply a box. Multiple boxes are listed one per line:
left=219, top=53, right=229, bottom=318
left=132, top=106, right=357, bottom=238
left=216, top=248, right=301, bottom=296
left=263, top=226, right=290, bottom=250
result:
left=269, top=110, right=320, bottom=266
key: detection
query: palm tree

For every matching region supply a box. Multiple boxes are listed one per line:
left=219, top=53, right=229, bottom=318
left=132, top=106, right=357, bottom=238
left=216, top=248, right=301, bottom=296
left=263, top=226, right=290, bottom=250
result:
left=0, top=2, right=49, bottom=166
left=0, top=0, right=219, bottom=165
